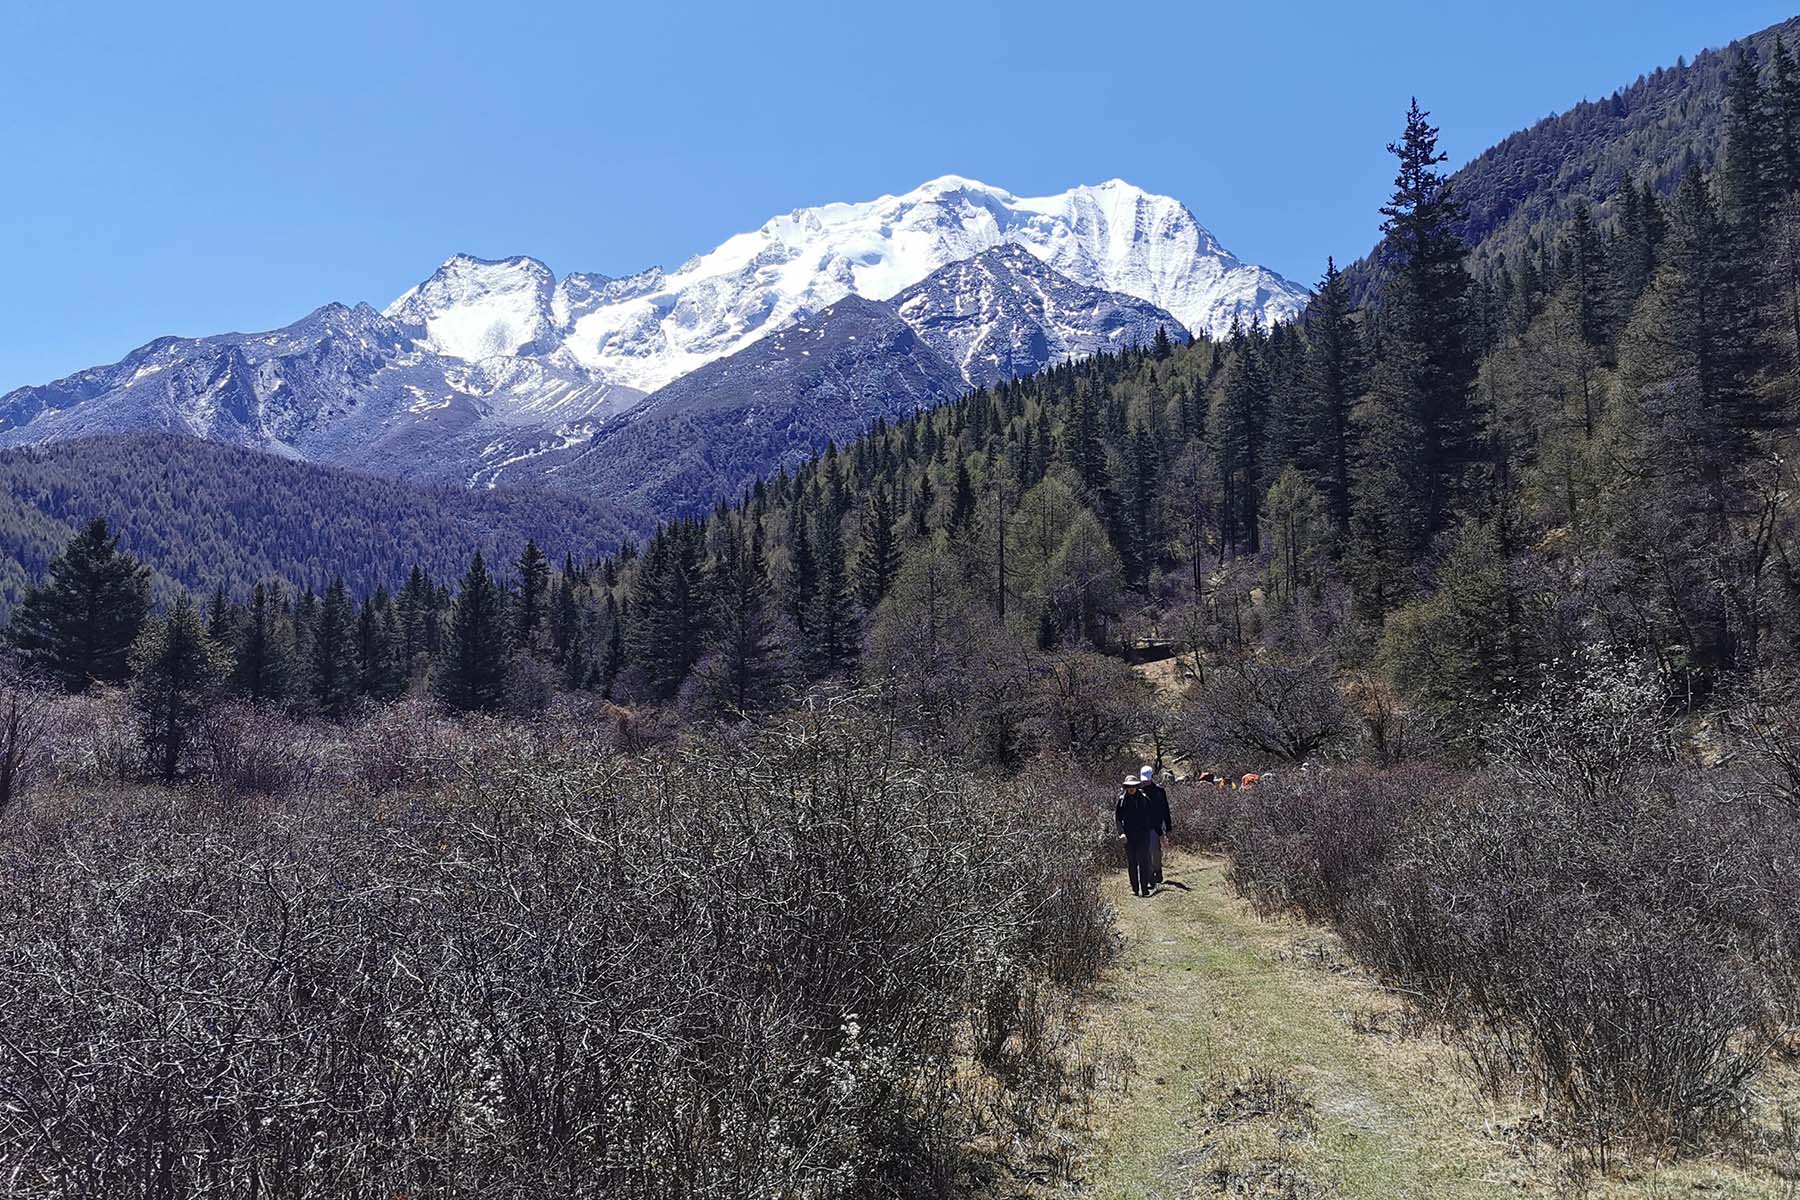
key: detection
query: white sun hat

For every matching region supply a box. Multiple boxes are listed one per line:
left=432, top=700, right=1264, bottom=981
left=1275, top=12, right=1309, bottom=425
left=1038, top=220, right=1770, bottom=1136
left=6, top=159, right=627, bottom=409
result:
left=1140, top=765, right=1155, bottom=781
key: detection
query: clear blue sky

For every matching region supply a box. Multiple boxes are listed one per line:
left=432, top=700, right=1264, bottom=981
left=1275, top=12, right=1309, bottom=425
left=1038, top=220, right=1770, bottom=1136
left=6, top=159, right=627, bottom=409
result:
left=3, top=0, right=1795, bottom=391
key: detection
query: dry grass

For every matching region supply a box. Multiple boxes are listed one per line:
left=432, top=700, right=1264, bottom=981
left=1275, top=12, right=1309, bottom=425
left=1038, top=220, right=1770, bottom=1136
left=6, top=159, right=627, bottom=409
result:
left=1045, top=850, right=1800, bottom=1199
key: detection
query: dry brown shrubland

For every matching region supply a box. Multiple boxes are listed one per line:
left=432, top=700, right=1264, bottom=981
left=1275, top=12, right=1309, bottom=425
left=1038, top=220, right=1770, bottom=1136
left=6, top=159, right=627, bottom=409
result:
left=0, top=690, right=1116, bottom=1199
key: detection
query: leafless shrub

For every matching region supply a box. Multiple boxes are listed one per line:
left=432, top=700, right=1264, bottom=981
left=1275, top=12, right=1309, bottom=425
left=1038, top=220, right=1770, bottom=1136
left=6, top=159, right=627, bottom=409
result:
left=0, top=690, right=1112, bottom=1198
left=1181, top=656, right=1352, bottom=764
left=1728, top=668, right=1800, bottom=814
left=1486, top=647, right=1676, bottom=804
left=1224, top=766, right=1452, bottom=923
left=0, top=662, right=52, bottom=822
left=1222, top=665, right=1800, bottom=1157
left=345, top=697, right=464, bottom=792
left=1345, top=670, right=1438, bottom=766
left=1032, top=650, right=1157, bottom=765
left=198, top=702, right=332, bottom=799
left=38, top=686, right=138, bottom=783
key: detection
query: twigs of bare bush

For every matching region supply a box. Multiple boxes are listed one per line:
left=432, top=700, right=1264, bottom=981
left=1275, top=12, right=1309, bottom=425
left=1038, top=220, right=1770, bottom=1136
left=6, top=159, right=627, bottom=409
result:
left=1214, top=654, right=1800, bottom=1162
left=0, top=690, right=1114, bottom=1198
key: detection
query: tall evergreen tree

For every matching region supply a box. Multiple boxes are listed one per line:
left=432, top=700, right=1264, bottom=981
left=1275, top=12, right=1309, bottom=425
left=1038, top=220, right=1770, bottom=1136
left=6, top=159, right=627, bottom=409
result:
left=948, top=457, right=977, bottom=531
left=512, top=540, right=552, bottom=657
left=807, top=507, right=859, bottom=676
left=205, top=581, right=237, bottom=646
left=1722, top=50, right=1779, bottom=230
left=910, top=471, right=935, bottom=538
left=785, top=501, right=818, bottom=634
left=1562, top=199, right=1612, bottom=349
left=1151, top=324, right=1174, bottom=361
left=358, top=589, right=407, bottom=702
left=1363, top=100, right=1482, bottom=565
left=230, top=581, right=297, bottom=705
left=437, top=553, right=510, bottom=712
left=627, top=522, right=708, bottom=702
left=129, top=594, right=221, bottom=783
left=1212, top=319, right=1269, bottom=556
left=310, top=578, right=361, bottom=721
left=1126, top=421, right=1160, bottom=585
left=7, top=518, right=151, bottom=691
left=855, top=486, right=902, bottom=609
left=699, top=519, right=785, bottom=711
left=599, top=594, right=625, bottom=698
left=1303, top=258, right=1363, bottom=533
left=396, top=565, right=433, bottom=670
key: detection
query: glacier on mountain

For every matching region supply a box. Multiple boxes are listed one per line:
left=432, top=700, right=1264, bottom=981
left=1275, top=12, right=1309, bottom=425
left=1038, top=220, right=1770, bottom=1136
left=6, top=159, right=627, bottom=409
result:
left=379, top=176, right=1306, bottom=396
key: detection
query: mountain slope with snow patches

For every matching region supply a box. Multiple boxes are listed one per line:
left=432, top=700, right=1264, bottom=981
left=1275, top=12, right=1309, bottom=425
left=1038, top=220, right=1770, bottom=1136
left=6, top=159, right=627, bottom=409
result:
left=892, top=243, right=1187, bottom=389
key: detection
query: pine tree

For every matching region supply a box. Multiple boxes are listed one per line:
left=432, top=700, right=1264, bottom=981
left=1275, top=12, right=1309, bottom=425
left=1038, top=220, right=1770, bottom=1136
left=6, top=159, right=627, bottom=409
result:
left=358, top=589, right=407, bottom=702
left=310, top=577, right=361, bottom=722
left=1303, top=258, right=1363, bottom=533
left=1348, top=298, right=1433, bottom=618
left=1773, top=36, right=1800, bottom=191
left=948, top=457, right=976, bottom=531
left=1610, top=181, right=1659, bottom=322
left=205, top=581, right=236, bottom=646
left=855, top=486, right=902, bottom=609
left=626, top=522, right=708, bottom=701
left=1126, top=421, right=1160, bottom=586
left=291, top=588, right=319, bottom=690
left=785, top=501, right=817, bottom=633
left=397, top=565, right=432, bottom=670
left=129, top=594, right=222, bottom=783
left=230, top=581, right=297, bottom=705
left=7, top=518, right=151, bottom=691
left=1562, top=199, right=1612, bottom=348
left=437, top=553, right=510, bottom=712
left=910, top=472, right=935, bottom=537
left=1368, top=99, right=1482, bottom=542
left=1722, top=50, right=1778, bottom=231
left=807, top=506, right=859, bottom=676
left=1212, top=320, right=1269, bottom=556
left=550, top=572, right=583, bottom=678
left=699, top=519, right=785, bottom=711
left=512, top=539, right=551, bottom=657
left=599, top=594, right=625, bottom=697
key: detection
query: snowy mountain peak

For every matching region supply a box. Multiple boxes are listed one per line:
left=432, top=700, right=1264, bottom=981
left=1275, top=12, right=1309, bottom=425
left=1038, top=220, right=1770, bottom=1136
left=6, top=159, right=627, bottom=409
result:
left=385, top=254, right=558, bottom=361
left=526, top=175, right=1307, bottom=394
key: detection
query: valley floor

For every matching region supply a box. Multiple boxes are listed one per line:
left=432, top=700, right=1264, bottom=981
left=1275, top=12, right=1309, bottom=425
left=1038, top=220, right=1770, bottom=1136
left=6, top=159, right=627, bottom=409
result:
left=1055, top=851, right=1798, bottom=1199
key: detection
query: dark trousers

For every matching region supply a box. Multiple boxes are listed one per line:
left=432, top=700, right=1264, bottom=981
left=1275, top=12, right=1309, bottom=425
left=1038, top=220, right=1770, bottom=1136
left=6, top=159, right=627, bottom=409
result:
left=1125, top=830, right=1155, bottom=894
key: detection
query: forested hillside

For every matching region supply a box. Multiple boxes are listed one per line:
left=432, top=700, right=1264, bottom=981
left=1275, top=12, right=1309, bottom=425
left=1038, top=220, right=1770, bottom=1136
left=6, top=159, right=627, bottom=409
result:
left=0, top=434, right=644, bottom=616
left=1349, top=14, right=1800, bottom=295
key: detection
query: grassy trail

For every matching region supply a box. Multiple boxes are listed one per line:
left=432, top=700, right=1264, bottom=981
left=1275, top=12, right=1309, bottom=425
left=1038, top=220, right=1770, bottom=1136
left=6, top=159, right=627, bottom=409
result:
left=1057, top=850, right=1792, bottom=1199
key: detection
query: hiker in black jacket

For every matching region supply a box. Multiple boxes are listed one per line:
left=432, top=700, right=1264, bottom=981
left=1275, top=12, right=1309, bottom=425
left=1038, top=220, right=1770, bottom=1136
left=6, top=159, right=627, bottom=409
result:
left=1140, top=766, right=1172, bottom=886
left=1116, top=775, right=1158, bottom=897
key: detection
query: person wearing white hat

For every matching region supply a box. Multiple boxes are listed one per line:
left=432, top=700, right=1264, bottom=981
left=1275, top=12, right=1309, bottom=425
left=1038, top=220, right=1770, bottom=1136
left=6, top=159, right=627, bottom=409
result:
left=1115, top=774, right=1158, bottom=897
left=1141, top=765, right=1171, bottom=887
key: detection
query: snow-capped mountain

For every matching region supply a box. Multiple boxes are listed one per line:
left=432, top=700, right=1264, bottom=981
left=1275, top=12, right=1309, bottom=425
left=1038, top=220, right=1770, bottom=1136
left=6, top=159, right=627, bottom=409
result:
left=0, top=174, right=1299, bottom=512
left=377, top=176, right=1303, bottom=397
left=0, top=300, right=641, bottom=488
left=545, top=247, right=1188, bottom=516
